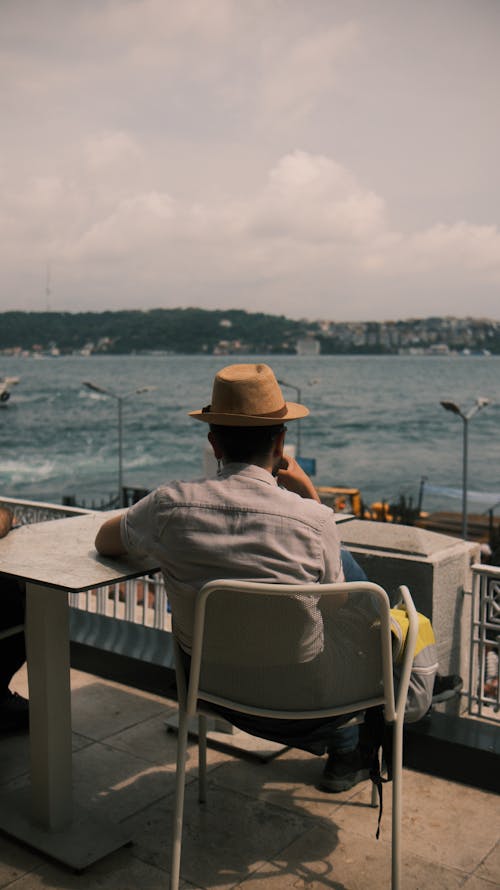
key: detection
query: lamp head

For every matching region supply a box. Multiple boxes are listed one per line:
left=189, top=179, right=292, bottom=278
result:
left=83, top=381, right=105, bottom=395
left=440, top=400, right=461, bottom=415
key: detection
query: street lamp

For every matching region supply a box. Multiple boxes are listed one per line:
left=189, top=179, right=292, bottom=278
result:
left=440, top=396, right=490, bottom=539
left=83, top=382, right=156, bottom=506
left=276, top=378, right=302, bottom=457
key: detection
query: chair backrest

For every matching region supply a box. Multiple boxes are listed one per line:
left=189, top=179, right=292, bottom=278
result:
left=178, top=580, right=410, bottom=724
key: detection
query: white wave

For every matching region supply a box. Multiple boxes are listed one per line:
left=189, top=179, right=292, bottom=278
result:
left=0, top=458, right=57, bottom=484
left=79, top=390, right=108, bottom=402
left=125, top=451, right=159, bottom=469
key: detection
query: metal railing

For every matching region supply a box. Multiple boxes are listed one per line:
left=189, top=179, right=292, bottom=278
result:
left=0, top=495, right=94, bottom=524
left=468, top=564, right=500, bottom=717
left=68, top=573, right=170, bottom=631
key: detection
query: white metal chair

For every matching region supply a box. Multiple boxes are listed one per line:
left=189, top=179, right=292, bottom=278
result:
left=169, top=580, right=418, bottom=890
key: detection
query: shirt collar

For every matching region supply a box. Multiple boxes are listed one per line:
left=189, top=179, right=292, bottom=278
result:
left=219, top=462, right=278, bottom=487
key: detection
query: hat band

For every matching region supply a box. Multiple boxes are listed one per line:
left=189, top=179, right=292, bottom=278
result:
left=202, top=402, right=288, bottom=419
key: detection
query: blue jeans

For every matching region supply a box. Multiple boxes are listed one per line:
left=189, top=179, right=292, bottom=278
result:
left=340, top=547, right=367, bottom=583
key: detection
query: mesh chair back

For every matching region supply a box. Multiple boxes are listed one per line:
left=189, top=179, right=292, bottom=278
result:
left=186, top=580, right=396, bottom=720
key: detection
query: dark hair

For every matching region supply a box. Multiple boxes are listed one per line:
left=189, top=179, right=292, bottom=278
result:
left=209, top=424, right=285, bottom=464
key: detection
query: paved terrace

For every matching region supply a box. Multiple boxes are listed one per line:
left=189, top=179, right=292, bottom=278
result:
left=1, top=665, right=498, bottom=890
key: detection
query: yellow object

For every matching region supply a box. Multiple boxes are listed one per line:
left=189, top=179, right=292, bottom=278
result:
left=390, top=607, right=436, bottom=659
left=316, top=486, right=362, bottom=517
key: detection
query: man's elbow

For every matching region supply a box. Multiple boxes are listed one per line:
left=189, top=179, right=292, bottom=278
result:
left=95, top=517, right=126, bottom=557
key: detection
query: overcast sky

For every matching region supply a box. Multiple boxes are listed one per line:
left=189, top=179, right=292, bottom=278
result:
left=1, top=0, right=499, bottom=321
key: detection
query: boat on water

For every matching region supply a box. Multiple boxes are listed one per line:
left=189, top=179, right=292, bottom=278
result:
left=0, top=376, right=20, bottom=406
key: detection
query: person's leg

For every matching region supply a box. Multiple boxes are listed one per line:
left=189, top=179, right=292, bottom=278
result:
left=322, top=548, right=367, bottom=758
left=327, top=722, right=358, bottom=751
left=0, top=578, right=26, bottom=692
left=340, top=548, right=367, bottom=582
left=319, top=554, right=369, bottom=790
left=0, top=578, right=28, bottom=731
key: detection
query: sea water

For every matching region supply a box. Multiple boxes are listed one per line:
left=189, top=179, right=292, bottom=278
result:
left=0, top=354, right=499, bottom=513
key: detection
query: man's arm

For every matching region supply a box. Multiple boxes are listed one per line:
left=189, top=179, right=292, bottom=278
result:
left=0, top=507, right=14, bottom=539
left=277, top=456, right=321, bottom=502
left=95, top=514, right=127, bottom=557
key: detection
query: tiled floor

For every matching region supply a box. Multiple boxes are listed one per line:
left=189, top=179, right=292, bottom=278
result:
left=1, top=666, right=498, bottom=890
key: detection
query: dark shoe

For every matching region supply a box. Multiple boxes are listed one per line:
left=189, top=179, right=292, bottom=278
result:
left=0, top=691, right=29, bottom=732
left=319, top=746, right=370, bottom=793
left=432, top=674, right=463, bottom=704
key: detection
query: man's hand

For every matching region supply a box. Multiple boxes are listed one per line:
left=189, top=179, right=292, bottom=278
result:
left=277, top=456, right=320, bottom=502
left=0, top=507, right=14, bottom=539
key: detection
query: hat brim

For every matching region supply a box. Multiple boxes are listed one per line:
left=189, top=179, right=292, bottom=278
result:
left=189, top=401, right=309, bottom=426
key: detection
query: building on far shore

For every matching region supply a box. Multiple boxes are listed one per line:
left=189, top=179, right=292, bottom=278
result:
left=296, top=335, right=320, bottom=356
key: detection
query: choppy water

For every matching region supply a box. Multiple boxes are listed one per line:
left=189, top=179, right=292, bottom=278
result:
left=1, top=354, right=499, bottom=513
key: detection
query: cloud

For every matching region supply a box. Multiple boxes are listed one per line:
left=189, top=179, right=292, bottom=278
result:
left=248, top=152, right=386, bottom=242
left=1, top=138, right=500, bottom=317
left=403, top=223, right=500, bottom=277
left=1, top=146, right=493, bottom=317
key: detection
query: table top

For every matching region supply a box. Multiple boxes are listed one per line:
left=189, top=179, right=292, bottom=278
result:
left=334, top=513, right=355, bottom=524
left=0, top=511, right=159, bottom=592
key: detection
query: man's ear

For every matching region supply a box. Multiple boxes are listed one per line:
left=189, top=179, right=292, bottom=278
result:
left=273, top=429, right=286, bottom=458
left=208, top=430, right=223, bottom=459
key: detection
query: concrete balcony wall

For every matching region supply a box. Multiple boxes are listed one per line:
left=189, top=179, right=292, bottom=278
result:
left=340, top=520, right=480, bottom=691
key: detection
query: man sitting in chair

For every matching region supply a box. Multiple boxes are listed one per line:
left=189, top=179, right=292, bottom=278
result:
left=95, top=363, right=460, bottom=792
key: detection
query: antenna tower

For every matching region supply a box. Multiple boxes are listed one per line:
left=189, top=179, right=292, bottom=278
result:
left=45, top=262, right=51, bottom=311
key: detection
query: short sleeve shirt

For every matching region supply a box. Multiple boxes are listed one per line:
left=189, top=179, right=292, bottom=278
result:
left=121, top=463, right=344, bottom=656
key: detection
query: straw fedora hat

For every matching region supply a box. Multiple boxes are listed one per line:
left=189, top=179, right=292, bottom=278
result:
left=189, top=363, right=309, bottom=426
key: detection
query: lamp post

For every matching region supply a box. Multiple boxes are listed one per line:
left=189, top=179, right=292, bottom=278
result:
left=83, top=382, right=156, bottom=506
left=276, top=378, right=302, bottom=457
left=440, top=397, right=490, bottom=539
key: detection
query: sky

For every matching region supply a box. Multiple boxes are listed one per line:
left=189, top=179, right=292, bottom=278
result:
left=1, top=0, right=499, bottom=322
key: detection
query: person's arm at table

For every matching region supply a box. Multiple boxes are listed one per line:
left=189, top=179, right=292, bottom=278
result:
left=95, top=514, right=127, bottom=557
left=0, top=506, right=14, bottom=539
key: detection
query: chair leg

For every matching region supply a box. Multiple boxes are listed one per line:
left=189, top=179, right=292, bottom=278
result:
left=198, top=714, right=207, bottom=803
left=170, top=709, right=190, bottom=890
left=391, top=720, right=404, bottom=890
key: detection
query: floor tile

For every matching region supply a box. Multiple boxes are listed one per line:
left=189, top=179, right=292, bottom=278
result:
left=475, top=841, right=500, bottom=885
left=209, top=748, right=360, bottom=816
left=70, top=680, right=167, bottom=742
left=329, top=769, right=500, bottom=873
left=462, top=878, right=500, bottom=890
left=128, top=780, right=313, bottom=889
left=0, top=834, right=41, bottom=888
left=2, top=849, right=171, bottom=890
left=0, top=729, right=92, bottom=786
left=108, top=711, right=229, bottom=774
left=71, top=740, right=174, bottom=820
left=238, top=824, right=469, bottom=890
left=0, top=731, right=31, bottom=786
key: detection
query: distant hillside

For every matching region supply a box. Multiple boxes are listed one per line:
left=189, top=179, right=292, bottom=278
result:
left=0, top=308, right=308, bottom=355
left=0, top=309, right=499, bottom=355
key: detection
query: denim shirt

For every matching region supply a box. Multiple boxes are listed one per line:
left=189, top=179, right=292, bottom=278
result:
left=121, top=463, right=344, bottom=656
